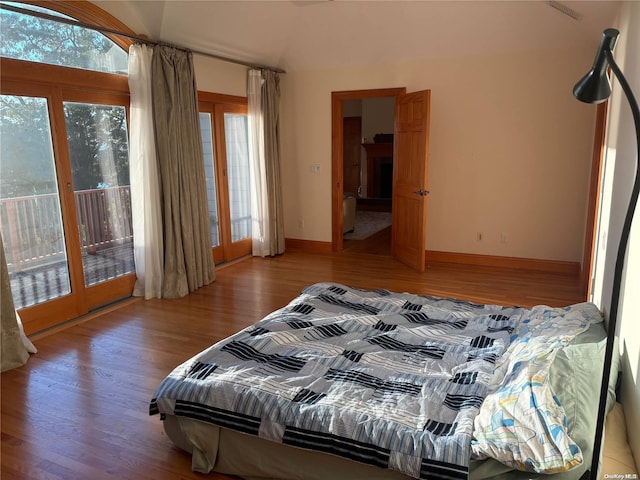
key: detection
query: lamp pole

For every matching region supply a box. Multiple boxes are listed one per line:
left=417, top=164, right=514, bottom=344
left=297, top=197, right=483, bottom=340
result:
left=573, top=28, right=640, bottom=480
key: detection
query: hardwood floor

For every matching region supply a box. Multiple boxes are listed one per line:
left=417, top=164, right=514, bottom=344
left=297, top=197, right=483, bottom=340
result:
left=1, top=250, right=585, bottom=480
left=343, top=224, right=392, bottom=255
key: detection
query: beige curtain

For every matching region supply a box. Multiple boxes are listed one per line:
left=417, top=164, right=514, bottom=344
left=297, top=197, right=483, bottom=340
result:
left=262, top=70, right=285, bottom=256
left=129, top=43, right=164, bottom=299
left=247, top=69, right=285, bottom=257
left=151, top=46, right=215, bottom=298
left=1, top=236, right=29, bottom=372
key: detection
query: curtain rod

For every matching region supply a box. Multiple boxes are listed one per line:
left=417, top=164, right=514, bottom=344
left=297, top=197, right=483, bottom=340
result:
left=0, top=2, right=286, bottom=74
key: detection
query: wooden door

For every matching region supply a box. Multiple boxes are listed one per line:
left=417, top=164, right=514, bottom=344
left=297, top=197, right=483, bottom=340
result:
left=343, top=116, right=362, bottom=195
left=392, top=90, right=430, bottom=271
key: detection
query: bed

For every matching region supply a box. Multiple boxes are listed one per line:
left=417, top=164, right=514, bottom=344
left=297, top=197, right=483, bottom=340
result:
left=149, top=282, right=619, bottom=480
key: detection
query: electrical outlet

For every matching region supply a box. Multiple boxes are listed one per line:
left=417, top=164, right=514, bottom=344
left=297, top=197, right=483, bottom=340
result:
left=298, top=220, right=304, bottom=229
left=476, top=232, right=483, bottom=241
left=310, top=164, right=321, bottom=173
left=500, top=232, right=508, bottom=244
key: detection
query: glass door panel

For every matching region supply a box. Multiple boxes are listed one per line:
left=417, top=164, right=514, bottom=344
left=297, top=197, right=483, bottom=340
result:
left=199, top=112, right=221, bottom=248
left=63, top=101, right=134, bottom=287
left=198, top=100, right=250, bottom=264
left=224, top=113, right=251, bottom=242
left=0, top=94, right=72, bottom=308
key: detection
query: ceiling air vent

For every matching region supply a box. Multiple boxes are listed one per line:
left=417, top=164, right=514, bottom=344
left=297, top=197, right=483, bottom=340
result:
left=547, top=0, right=583, bottom=21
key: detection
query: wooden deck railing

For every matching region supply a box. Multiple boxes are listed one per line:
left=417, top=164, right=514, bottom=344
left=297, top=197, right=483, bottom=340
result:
left=75, top=186, right=133, bottom=253
left=0, top=186, right=133, bottom=271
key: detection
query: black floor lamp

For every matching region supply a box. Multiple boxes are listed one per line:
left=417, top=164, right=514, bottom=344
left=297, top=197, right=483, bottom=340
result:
left=573, top=28, right=640, bottom=480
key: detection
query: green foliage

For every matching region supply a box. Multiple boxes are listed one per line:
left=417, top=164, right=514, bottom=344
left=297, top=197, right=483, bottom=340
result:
left=63, top=103, right=130, bottom=191
left=0, top=5, right=127, bottom=72
left=0, top=95, right=58, bottom=197
left=0, top=4, right=130, bottom=199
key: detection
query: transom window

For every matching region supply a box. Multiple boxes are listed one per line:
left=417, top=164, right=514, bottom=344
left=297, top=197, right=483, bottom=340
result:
left=0, top=1, right=128, bottom=74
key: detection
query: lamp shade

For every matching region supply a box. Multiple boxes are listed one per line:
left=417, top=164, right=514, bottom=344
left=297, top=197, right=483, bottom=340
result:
left=573, top=28, right=619, bottom=104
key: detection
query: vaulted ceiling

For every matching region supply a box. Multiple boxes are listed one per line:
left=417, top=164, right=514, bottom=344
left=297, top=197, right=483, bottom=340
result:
left=97, top=0, right=621, bottom=72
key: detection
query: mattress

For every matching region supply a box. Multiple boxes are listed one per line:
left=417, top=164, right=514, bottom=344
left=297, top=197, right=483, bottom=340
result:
left=150, top=282, right=618, bottom=480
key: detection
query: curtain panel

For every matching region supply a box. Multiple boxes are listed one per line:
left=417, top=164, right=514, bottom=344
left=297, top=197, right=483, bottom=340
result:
left=128, top=44, right=164, bottom=299
left=248, top=69, right=285, bottom=257
left=128, top=44, right=215, bottom=299
left=1, top=235, right=30, bottom=372
left=151, top=46, right=215, bottom=298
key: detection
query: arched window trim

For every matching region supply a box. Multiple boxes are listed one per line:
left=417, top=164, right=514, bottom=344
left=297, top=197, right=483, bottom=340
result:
left=17, top=0, right=134, bottom=53
left=1, top=1, right=134, bottom=91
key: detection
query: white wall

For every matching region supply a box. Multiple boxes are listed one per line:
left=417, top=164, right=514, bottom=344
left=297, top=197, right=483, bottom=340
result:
left=590, top=1, right=640, bottom=465
left=281, top=47, right=597, bottom=262
left=97, top=0, right=598, bottom=264
left=192, top=56, right=246, bottom=97
left=95, top=0, right=247, bottom=97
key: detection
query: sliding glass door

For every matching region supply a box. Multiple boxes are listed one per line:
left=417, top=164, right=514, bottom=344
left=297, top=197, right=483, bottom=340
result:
left=63, top=99, right=134, bottom=288
left=199, top=98, right=252, bottom=263
left=1, top=2, right=134, bottom=333
left=0, top=81, right=135, bottom=333
left=63, top=94, right=135, bottom=309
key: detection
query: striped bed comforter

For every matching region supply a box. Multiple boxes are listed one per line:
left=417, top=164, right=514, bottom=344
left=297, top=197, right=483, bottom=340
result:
left=150, top=282, right=525, bottom=479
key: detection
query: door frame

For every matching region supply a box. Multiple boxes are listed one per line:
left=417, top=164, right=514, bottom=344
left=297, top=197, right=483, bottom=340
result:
left=331, top=88, right=406, bottom=252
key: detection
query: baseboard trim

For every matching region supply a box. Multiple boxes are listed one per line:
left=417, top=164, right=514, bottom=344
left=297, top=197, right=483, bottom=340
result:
left=28, top=296, right=141, bottom=340
left=425, top=250, right=580, bottom=275
left=285, top=238, right=333, bottom=254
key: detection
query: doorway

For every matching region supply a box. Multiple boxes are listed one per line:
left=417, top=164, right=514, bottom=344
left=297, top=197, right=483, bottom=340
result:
left=331, top=88, right=405, bottom=253
left=332, top=87, right=431, bottom=272
left=341, top=98, right=396, bottom=255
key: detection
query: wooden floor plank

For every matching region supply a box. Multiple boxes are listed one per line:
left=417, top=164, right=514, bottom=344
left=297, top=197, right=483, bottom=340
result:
left=1, top=249, right=585, bottom=480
